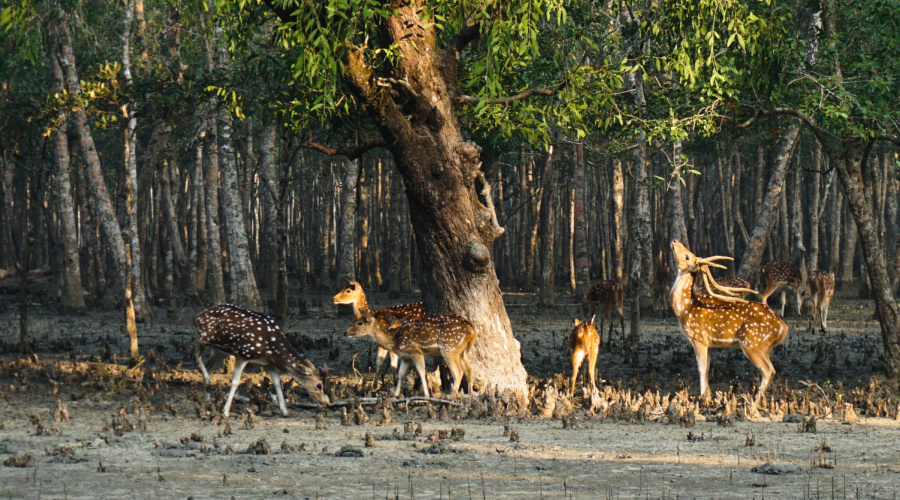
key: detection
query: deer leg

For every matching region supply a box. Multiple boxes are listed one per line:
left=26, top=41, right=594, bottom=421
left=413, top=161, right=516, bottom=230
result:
left=743, top=347, right=776, bottom=399
left=222, top=359, right=249, bottom=418
left=459, top=351, right=474, bottom=395
left=822, top=300, right=830, bottom=332
left=412, top=354, right=429, bottom=398
left=779, top=289, right=787, bottom=317
left=444, top=354, right=463, bottom=397
left=760, top=282, right=777, bottom=307
left=587, top=341, right=599, bottom=392
left=795, top=287, right=803, bottom=317
left=570, top=348, right=585, bottom=397
left=693, top=344, right=710, bottom=397
left=267, top=369, right=289, bottom=417
left=393, top=359, right=411, bottom=398
left=374, top=347, right=387, bottom=378
left=195, top=347, right=211, bottom=385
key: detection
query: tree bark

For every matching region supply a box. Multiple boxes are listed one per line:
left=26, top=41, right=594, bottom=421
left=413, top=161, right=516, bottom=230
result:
left=736, top=124, right=801, bottom=280
left=538, top=148, right=558, bottom=308
left=49, top=46, right=85, bottom=314
left=831, top=140, right=900, bottom=378
left=667, top=140, right=689, bottom=278
left=807, top=144, right=822, bottom=272
left=333, top=4, right=527, bottom=391
left=573, top=142, right=590, bottom=298
left=612, top=158, right=626, bottom=286
left=56, top=9, right=147, bottom=316
left=629, top=133, right=652, bottom=344
left=218, top=110, right=262, bottom=310
left=338, top=157, right=361, bottom=284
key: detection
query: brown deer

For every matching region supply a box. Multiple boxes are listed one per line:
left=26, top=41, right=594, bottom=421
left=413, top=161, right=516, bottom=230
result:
left=584, top=280, right=625, bottom=345
left=344, top=311, right=477, bottom=398
left=670, top=241, right=788, bottom=398
left=759, top=261, right=807, bottom=317
left=194, top=304, right=330, bottom=416
left=808, top=270, right=835, bottom=332
left=332, top=280, right=425, bottom=379
left=569, top=316, right=600, bottom=396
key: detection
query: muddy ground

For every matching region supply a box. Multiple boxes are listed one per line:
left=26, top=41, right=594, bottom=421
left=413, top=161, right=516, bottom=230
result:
left=2, top=288, right=900, bottom=499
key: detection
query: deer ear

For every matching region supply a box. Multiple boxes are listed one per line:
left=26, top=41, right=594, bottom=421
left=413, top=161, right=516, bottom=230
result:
left=365, top=314, right=376, bottom=324
left=589, top=314, right=596, bottom=326
left=572, top=316, right=581, bottom=326
left=319, top=364, right=333, bottom=377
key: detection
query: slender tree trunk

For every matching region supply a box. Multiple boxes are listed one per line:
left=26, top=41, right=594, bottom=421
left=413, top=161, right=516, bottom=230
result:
left=388, top=168, right=404, bottom=295
left=219, top=110, right=262, bottom=310
left=338, top=157, right=361, bottom=284
left=736, top=124, right=801, bottom=280
left=612, top=158, right=626, bottom=286
left=667, top=140, right=690, bottom=278
left=202, top=125, right=226, bottom=303
left=839, top=200, right=858, bottom=287
left=538, top=148, right=558, bottom=307
left=573, top=142, right=590, bottom=298
left=49, top=48, right=84, bottom=314
left=260, top=124, right=279, bottom=293
left=629, top=132, right=652, bottom=343
left=56, top=10, right=145, bottom=315
left=831, top=140, right=900, bottom=378
left=789, top=156, right=806, bottom=261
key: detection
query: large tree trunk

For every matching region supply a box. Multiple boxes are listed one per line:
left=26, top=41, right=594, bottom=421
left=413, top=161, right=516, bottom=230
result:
left=49, top=47, right=85, bottom=314
left=335, top=4, right=527, bottom=391
left=839, top=201, right=858, bottom=288
left=202, top=123, right=226, bottom=304
left=667, top=140, right=689, bottom=278
left=831, top=139, right=900, bottom=378
left=736, top=124, right=801, bottom=280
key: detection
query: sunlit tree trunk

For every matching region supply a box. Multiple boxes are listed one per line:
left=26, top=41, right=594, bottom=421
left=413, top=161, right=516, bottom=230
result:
left=49, top=45, right=84, bottom=314
left=338, top=157, right=360, bottom=284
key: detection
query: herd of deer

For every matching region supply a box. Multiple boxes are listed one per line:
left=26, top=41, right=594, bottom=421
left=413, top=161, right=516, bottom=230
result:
left=192, top=241, right=837, bottom=417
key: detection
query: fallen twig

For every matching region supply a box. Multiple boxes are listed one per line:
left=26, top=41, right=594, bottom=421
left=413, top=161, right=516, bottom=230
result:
left=291, top=396, right=463, bottom=410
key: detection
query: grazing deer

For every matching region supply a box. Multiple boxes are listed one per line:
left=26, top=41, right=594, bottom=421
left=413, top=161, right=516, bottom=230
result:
left=759, top=261, right=807, bottom=317
left=808, top=270, right=835, bottom=332
left=670, top=241, right=788, bottom=398
left=569, top=316, right=600, bottom=396
left=344, top=311, right=477, bottom=398
left=332, top=280, right=425, bottom=379
left=584, top=280, right=625, bottom=345
left=194, top=304, right=330, bottom=416
left=693, top=276, right=754, bottom=300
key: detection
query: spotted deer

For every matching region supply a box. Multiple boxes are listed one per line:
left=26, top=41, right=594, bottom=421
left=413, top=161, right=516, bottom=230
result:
left=693, top=276, right=754, bottom=300
left=344, top=311, right=477, bottom=398
left=670, top=241, right=788, bottom=398
left=584, top=280, right=625, bottom=345
left=759, top=261, right=807, bottom=317
left=194, top=304, right=330, bottom=416
left=808, top=270, right=835, bottom=332
left=332, top=280, right=425, bottom=378
left=569, top=316, right=600, bottom=396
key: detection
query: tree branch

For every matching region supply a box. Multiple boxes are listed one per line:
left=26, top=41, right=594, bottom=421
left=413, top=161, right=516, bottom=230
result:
left=448, top=23, right=482, bottom=54
left=875, top=135, right=900, bottom=148
left=299, top=139, right=386, bottom=161
left=458, top=88, right=555, bottom=105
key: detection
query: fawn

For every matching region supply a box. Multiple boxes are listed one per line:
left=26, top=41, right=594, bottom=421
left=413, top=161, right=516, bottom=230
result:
left=584, top=280, right=624, bottom=345
left=569, top=316, right=600, bottom=396
left=344, top=310, right=477, bottom=398
left=808, top=270, right=835, bottom=332
left=194, top=304, right=330, bottom=416
left=332, top=280, right=425, bottom=378
left=670, top=241, right=788, bottom=398
left=759, top=260, right=807, bottom=317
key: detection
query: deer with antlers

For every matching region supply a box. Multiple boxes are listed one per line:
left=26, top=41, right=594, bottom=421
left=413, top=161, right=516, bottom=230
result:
left=584, top=280, right=625, bottom=345
left=569, top=316, right=600, bottom=396
left=808, top=270, right=835, bottom=332
left=759, top=261, right=807, bottom=317
left=344, top=311, right=477, bottom=398
left=194, top=304, right=330, bottom=416
left=332, top=280, right=425, bottom=379
left=670, top=241, right=788, bottom=398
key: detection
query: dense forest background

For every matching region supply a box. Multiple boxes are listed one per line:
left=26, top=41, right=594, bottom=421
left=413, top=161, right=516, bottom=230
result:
left=1, top=0, right=899, bottom=383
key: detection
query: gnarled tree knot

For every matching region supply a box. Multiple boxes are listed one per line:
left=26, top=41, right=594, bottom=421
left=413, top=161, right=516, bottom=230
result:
left=464, top=241, right=491, bottom=272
